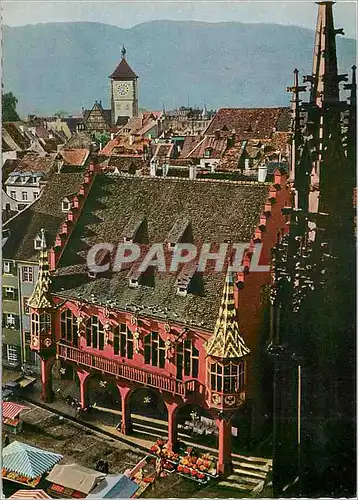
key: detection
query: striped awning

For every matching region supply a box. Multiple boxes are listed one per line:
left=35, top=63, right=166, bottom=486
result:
left=2, top=441, right=63, bottom=479
left=10, top=490, right=51, bottom=499
left=2, top=402, right=28, bottom=420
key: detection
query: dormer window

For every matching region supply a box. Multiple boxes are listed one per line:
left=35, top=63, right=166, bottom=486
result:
left=204, top=148, right=212, bottom=158
left=176, top=285, right=188, bottom=297
left=129, top=277, right=139, bottom=288
left=34, top=236, right=42, bottom=250
left=62, top=197, right=71, bottom=212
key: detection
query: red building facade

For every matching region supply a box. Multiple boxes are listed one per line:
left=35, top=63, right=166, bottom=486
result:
left=29, top=167, right=291, bottom=474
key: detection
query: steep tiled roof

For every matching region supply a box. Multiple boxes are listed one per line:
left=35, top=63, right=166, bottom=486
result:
left=3, top=169, right=85, bottom=262
left=53, top=175, right=270, bottom=330
left=2, top=159, right=21, bottom=180
left=60, top=148, right=90, bottom=166
left=109, top=58, right=138, bottom=79
left=65, top=131, right=92, bottom=149
left=206, top=108, right=290, bottom=139
left=107, top=156, right=145, bottom=172
left=15, top=153, right=57, bottom=173
left=3, top=123, right=31, bottom=150
left=206, top=272, right=250, bottom=358
left=39, top=137, right=63, bottom=154
left=180, top=135, right=227, bottom=159
left=102, top=135, right=149, bottom=156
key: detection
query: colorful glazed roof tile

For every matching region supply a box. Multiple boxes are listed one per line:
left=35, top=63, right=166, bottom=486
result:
left=2, top=441, right=62, bottom=479
left=53, top=175, right=270, bottom=330
left=206, top=272, right=251, bottom=358
left=28, top=229, right=54, bottom=309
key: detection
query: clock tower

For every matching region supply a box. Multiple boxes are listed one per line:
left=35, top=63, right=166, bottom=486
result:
left=109, top=46, right=139, bottom=125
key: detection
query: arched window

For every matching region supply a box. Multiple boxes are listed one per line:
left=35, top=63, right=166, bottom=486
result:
left=60, top=309, right=78, bottom=347
left=144, top=331, right=165, bottom=368
left=86, top=316, right=104, bottom=350
left=31, top=312, right=51, bottom=336
left=113, top=323, right=133, bottom=359
left=176, top=339, right=199, bottom=379
left=210, top=361, right=245, bottom=393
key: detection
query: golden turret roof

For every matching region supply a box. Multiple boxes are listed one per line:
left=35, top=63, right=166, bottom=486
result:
left=205, top=272, right=250, bottom=359
left=28, top=229, right=54, bottom=310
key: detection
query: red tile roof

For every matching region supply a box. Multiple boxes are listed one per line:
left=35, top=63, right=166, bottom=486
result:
left=206, top=107, right=290, bottom=140
left=180, top=135, right=227, bottom=159
left=60, top=148, right=89, bottom=166
left=109, top=58, right=138, bottom=79
left=16, top=153, right=56, bottom=173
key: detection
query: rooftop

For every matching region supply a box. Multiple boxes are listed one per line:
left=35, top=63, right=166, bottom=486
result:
left=53, top=174, right=270, bottom=330
left=206, top=107, right=290, bottom=139
left=109, top=57, right=138, bottom=79
left=60, top=148, right=90, bottom=166
left=3, top=169, right=86, bottom=262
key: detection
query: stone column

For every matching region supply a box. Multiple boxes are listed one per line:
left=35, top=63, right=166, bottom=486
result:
left=117, top=385, right=132, bottom=434
left=166, top=402, right=178, bottom=452
left=216, top=417, right=233, bottom=475
left=76, top=368, right=90, bottom=409
left=40, top=356, right=55, bottom=403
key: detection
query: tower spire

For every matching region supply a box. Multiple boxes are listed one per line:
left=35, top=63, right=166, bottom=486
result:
left=28, top=229, right=54, bottom=310
left=121, top=45, right=126, bottom=59
left=305, top=1, right=347, bottom=107
left=206, top=272, right=250, bottom=359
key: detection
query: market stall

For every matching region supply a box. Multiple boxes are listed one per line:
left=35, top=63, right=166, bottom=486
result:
left=87, top=473, right=139, bottom=499
left=10, top=489, right=51, bottom=499
left=46, top=463, right=106, bottom=498
left=148, top=439, right=218, bottom=485
left=2, top=402, right=28, bottom=434
left=2, top=441, right=63, bottom=489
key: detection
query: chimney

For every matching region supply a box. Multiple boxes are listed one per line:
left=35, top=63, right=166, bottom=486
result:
left=129, top=135, right=134, bottom=146
left=150, top=161, right=157, bottom=177
left=258, top=165, right=268, bottom=182
left=111, top=133, right=114, bottom=140
left=214, top=130, right=220, bottom=140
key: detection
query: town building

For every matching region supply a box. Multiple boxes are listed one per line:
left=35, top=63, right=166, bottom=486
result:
left=27, top=164, right=291, bottom=473
left=3, top=153, right=58, bottom=211
left=110, top=46, right=139, bottom=125
left=2, top=164, right=91, bottom=371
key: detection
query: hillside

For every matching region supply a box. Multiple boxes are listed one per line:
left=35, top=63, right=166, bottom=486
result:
left=2, top=21, right=356, bottom=117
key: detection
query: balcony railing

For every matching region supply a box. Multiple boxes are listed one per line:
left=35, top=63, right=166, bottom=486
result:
left=57, top=343, right=202, bottom=398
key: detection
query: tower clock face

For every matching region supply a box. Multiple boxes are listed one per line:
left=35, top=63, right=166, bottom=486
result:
left=116, top=82, right=130, bottom=96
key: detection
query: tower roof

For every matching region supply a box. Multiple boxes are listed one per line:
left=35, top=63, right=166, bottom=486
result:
left=307, top=1, right=347, bottom=106
left=28, top=229, right=54, bottom=310
left=109, top=47, right=138, bottom=79
left=205, top=272, right=251, bottom=359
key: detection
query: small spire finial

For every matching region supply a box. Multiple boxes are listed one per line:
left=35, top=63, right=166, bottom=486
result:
left=40, top=228, right=47, bottom=250
left=121, top=45, right=126, bottom=59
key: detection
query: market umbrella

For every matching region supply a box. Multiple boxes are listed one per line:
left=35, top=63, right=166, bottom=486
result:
left=10, top=489, right=51, bottom=499
left=2, top=441, right=63, bottom=479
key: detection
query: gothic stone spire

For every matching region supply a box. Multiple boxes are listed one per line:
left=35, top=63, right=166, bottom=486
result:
left=28, top=229, right=54, bottom=310
left=305, top=1, right=347, bottom=107
left=206, top=272, right=250, bottom=359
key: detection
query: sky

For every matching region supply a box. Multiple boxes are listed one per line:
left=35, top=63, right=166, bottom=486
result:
left=2, top=0, right=357, bottom=38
